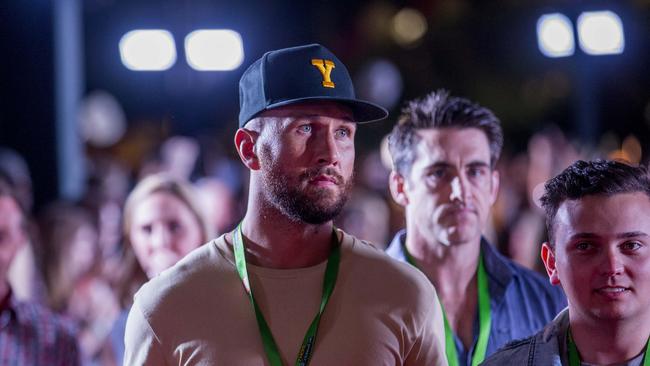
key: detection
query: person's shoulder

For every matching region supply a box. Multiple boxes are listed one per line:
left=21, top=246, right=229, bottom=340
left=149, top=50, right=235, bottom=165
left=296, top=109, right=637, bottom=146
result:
left=481, top=333, right=537, bottom=366
left=483, top=315, right=565, bottom=366
left=507, top=259, right=564, bottom=298
left=484, top=242, right=546, bottom=286
left=340, top=231, right=436, bottom=299
left=343, top=231, right=423, bottom=275
left=133, top=237, right=227, bottom=316
left=14, top=300, right=78, bottom=344
left=507, top=260, right=548, bottom=285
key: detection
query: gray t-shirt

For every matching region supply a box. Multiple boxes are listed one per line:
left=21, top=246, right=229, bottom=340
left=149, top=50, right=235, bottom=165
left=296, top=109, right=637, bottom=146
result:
left=581, top=352, right=644, bottom=366
left=558, top=319, right=646, bottom=366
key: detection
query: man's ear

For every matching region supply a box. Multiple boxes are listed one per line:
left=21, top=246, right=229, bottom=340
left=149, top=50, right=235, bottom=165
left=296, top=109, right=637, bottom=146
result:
left=389, top=171, right=409, bottom=207
left=541, top=242, right=561, bottom=285
left=234, top=128, right=260, bottom=170
left=489, top=168, right=500, bottom=205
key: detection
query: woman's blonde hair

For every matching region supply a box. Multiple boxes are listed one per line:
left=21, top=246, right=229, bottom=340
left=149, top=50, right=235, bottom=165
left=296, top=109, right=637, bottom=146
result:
left=122, top=174, right=211, bottom=244
left=118, top=173, right=212, bottom=307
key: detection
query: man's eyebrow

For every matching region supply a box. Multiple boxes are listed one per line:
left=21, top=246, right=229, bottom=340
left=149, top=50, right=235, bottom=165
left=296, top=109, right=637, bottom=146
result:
left=617, top=231, right=648, bottom=239
left=426, top=162, right=452, bottom=169
left=466, top=161, right=490, bottom=168
left=568, top=233, right=599, bottom=241
left=567, top=232, right=649, bottom=241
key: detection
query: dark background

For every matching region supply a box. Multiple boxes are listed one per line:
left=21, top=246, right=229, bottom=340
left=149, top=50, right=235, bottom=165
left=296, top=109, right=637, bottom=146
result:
left=2, top=0, right=650, bottom=208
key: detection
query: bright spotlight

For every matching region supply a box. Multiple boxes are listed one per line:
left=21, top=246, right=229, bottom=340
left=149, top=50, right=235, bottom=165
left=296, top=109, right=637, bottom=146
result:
left=119, top=30, right=176, bottom=71
left=577, top=11, right=624, bottom=55
left=185, top=30, right=244, bottom=71
left=537, top=13, right=575, bottom=58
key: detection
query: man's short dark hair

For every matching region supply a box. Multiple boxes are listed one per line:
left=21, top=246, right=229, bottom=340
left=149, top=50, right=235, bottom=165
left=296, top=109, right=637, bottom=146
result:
left=388, top=89, right=503, bottom=175
left=540, top=159, right=650, bottom=244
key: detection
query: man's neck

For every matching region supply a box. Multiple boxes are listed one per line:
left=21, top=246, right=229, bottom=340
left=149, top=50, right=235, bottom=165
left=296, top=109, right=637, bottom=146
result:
left=570, top=312, right=650, bottom=365
left=236, top=200, right=335, bottom=269
left=404, top=230, right=481, bottom=298
left=405, top=229, right=482, bottom=349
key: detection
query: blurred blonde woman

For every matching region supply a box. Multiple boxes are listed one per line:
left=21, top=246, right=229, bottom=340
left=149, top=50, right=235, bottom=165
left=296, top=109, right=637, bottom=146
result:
left=110, top=174, right=211, bottom=365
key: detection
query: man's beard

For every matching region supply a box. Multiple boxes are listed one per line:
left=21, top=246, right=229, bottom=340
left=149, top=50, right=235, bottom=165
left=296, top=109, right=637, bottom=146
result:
left=261, top=156, right=354, bottom=225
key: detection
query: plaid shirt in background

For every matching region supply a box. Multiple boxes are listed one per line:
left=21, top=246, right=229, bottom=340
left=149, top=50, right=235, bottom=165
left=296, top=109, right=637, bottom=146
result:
left=0, top=290, right=79, bottom=366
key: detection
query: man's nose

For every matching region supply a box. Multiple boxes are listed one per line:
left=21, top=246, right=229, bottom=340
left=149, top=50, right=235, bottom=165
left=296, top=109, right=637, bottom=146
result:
left=449, top=175, right=469, bottom=203
left=600, top=248, right=624, bottom=277
left=315, top=131, right=339, bottom=166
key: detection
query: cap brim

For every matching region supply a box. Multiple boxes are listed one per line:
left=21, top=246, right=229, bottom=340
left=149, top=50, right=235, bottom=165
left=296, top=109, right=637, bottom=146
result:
left=262, top=96, right=389, bottom=124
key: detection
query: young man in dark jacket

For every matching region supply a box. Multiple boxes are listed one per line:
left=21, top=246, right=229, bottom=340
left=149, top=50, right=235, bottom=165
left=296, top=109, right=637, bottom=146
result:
left=484, top=160, right=650, bottom=366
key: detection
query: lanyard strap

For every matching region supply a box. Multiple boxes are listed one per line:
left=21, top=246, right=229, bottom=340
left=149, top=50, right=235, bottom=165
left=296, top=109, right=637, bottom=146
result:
left=233, top=223, right=341, bottom=366
left=403, top=244, right=492, bottom=366
left=567, top=328, right=650, bottom=366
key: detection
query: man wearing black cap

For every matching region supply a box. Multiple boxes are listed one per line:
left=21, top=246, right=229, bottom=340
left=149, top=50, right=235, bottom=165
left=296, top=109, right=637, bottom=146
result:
left=124, top=44, right=447, bottom=365
left=483, top=160, right=650, bottom=365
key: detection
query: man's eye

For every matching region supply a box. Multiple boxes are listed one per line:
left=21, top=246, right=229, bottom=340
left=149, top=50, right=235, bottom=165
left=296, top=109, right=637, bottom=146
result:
left=428, top=169, right=446, bottom=179
left=141, top=224, right=153, bottom=234
left=298, top=125, right=312, bottom=133
left=575, top=242, right=593, bottom=251
left=621, top=241, right=642, bottom=251
left=335, top=128, right=350, bottom=138
left=468, top=167, right=485, bottom=177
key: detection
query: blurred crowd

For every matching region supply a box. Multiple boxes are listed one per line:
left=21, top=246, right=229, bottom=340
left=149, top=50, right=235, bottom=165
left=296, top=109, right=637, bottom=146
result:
left=0, top=124, right=627, bottom=365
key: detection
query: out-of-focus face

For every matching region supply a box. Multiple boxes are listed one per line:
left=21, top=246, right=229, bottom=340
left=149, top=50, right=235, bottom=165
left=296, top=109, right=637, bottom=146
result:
left=129, top=191, right=203, bottom=278
left=66, top=223, right=98, bottom=282
left=543, top=192, right=650, bottom=323
left=256, top=101, right=356, bottom=224
left=0, top=197, right=25, bottom=281
left=393, top=127, right=498, bottom=247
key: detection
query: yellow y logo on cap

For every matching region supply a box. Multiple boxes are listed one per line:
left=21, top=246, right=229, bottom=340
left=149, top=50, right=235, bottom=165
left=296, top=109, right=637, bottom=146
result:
left=311, top=59, right=335, bottom=88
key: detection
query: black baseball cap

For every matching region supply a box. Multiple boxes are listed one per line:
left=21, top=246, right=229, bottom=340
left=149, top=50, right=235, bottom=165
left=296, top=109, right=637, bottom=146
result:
left=238, top=43, right=388, bottom=127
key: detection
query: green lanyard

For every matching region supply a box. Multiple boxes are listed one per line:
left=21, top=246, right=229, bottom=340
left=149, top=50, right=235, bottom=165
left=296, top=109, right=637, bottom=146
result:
left=403, top=244, right=492, bottom=366
left=567, top=328, right=650, bottom=366
left=233, top=223, right=341, bottom=366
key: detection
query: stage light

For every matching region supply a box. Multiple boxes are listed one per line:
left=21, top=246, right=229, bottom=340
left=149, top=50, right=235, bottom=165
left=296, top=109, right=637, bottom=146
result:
left=119, top=30, right=176, bottom=71
left=537, top=13, right=575, bottom=58
left=185, top=30, right=244, bottom=71
left=391, top=8, right=428, bottom=47
left=577, top=11, right=624, bottom=55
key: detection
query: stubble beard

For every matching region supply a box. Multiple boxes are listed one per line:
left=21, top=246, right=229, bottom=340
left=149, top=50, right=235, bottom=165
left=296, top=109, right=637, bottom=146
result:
left=261, top=156, right=354, bottom=225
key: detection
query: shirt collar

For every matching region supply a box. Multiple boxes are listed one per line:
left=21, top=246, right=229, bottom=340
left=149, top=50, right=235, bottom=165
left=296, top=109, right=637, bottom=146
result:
left=385, top=229, right=407, bottom=262
left=479, top=238, right=515, bottom=302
